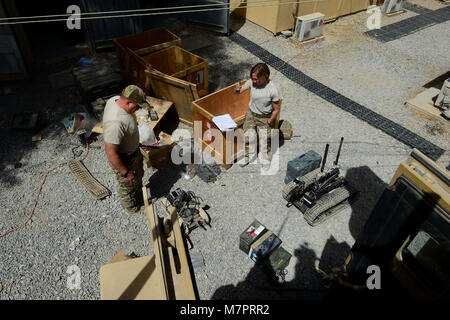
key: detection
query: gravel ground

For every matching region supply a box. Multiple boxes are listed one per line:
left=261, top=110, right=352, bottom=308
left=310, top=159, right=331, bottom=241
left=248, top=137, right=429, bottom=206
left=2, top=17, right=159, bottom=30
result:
left=0, top=2, right=449, bottom=300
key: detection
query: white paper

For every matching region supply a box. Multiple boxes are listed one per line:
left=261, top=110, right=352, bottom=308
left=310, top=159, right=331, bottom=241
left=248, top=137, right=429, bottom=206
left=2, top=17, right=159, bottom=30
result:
left=212, top=114, right=237, bottom=132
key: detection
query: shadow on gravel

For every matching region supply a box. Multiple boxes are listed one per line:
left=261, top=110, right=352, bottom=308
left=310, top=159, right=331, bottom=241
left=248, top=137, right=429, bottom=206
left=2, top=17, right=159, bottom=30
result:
left=186, top=16, right=252, bottom=92
left=211, top=238, right=352, bottom=300
left=145, top=162, right=185, bottom=200
left=211, top=166, right=388, bottom=300
left=345, top=166, right=387, bottom=240
left=0, top=65, right=85, bottom=187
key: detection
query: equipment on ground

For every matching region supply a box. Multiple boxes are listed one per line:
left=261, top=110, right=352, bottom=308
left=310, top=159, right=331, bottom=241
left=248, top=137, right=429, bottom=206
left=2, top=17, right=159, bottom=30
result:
left=149, top=110, right=159, bottom=121
left=67, top=159, right=111, bottom=200
left=282, top=137, right=352, bottom=226
left=294, top=12, right=325, bottom=42
left=248, top=231, right=282, bottom=264
left=239, top=220, right=292, bottom=282
left=99, top=185, right=197, bottom=300
left=381, top=0, right=406, bottom=14
left=434, top=78, right=450, bottom=119
left=239, top=219, right=268, bottom=254
left=326, top=149, right=450, bottom=299
left=263, top=246, right=292, bottom=277
left=166, top=188, right=210, bottom=235
left=285, top=150, right=322, bottom=184
left=279, top=120, right=293, bottom=140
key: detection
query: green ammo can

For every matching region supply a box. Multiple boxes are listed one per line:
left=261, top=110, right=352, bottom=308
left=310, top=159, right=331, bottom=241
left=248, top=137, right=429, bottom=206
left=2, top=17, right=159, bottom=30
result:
left=263, top=246, right=292, bottom=274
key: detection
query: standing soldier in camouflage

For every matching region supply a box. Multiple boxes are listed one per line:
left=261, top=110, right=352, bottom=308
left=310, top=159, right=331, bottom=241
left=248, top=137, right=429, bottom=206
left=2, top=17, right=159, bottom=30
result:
left=103, top=85, right=149, bottom=213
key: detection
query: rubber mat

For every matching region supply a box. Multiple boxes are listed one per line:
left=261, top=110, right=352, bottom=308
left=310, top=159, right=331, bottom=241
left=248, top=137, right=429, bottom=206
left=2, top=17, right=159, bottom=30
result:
left=67, top=159, right=111, bottom=200
left=229, top=32, right=445, bottom=161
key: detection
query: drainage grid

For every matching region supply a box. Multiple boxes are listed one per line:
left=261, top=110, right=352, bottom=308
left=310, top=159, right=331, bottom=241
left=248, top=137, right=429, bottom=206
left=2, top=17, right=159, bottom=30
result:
left=229, top=32, right=445, bottom=161
left=403, top=2, right=433, bottom=15
left=365, top=5, right=450, bottom=43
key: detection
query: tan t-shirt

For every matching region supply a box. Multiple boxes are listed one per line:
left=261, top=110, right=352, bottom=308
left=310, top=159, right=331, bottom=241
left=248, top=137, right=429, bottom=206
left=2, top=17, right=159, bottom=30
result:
left=242, top=79, right=280, bottom=115
left=103, top=96, right=139, bottom=154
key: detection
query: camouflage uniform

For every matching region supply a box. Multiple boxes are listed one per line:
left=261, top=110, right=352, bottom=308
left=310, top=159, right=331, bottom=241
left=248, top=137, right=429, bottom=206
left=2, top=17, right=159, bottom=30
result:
left=243, top=109, right=272, bottom=163
left=114, top=150, right=144, bottom=213
left=103, top=85, right=150, bottom=213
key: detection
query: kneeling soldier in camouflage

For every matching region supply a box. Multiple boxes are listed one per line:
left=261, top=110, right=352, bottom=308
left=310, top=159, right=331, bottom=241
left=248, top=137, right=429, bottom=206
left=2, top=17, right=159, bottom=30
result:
left=103, top=85, right=149, bottom=213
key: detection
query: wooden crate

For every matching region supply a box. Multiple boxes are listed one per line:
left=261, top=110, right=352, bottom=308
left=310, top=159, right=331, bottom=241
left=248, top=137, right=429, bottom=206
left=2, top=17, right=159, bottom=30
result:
left=114, top=28, right=181, bottom=88
left=193, top=82, right=282, bottom=168
left=142, top=46, right=208, bottom=97
left=116, top=47, right=150, bottom=91
left=192, top=82, right=249, bottom=168
left=145, top=70, right=200, bottom=126
left=114, top=28, right=181, bottom=57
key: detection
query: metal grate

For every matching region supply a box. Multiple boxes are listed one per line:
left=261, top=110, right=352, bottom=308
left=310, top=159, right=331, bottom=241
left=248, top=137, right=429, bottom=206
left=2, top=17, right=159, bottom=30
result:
left=67, top=159, right=111, bottom=200
left=365, top=5, right=450, bottom=42
left=229, top=32, right=445, bottom=161
left=403, top=2, right=433, bottom=15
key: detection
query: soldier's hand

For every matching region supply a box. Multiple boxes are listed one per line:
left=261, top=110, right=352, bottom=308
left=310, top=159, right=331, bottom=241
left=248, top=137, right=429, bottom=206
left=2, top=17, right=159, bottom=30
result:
left=125, top=170, right=135, bottom=181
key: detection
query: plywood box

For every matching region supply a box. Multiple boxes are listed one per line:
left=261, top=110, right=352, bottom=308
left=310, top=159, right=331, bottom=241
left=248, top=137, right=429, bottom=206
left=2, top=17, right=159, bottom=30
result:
left=114, top=28, right=181, bottom=57
left=231, top=0, right=379, bottom=34
left=145, top=70, right=200, bottom=125
left=114, top=28, right=181, bottom=88
left=192, top=82, right=249, bottom=168
left=116, top=45, right=208, bottom=124
left=142, top=46, right=209, bottom=97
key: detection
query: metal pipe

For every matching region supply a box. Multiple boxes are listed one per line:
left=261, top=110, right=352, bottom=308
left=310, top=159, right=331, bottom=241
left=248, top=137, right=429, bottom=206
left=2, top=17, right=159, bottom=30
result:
left=334, top=137, right=344, bottom=166
left=321, top=144, right=329, bottom=172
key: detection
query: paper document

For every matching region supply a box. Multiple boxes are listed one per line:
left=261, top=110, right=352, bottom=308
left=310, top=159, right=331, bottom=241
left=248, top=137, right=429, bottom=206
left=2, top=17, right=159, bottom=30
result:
left=212, top=114, right=237, bottom=132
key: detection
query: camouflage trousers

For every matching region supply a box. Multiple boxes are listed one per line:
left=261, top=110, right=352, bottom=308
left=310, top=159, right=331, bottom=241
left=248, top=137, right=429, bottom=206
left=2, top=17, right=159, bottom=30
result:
left=243, top=109, right=272, bottom=162
left=113, top=150, right=144, bottom=213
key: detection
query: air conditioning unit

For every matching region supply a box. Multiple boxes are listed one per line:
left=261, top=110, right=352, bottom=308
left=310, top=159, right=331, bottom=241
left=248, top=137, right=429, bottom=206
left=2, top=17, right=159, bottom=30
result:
left=381, top=0, right=406, bottom=14
left=294, top=12, right=325, bottom=42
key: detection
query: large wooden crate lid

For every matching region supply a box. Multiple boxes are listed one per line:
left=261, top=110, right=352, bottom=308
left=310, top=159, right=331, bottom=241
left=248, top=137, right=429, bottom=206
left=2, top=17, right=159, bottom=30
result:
left=146, top=70, right=199, bottom=125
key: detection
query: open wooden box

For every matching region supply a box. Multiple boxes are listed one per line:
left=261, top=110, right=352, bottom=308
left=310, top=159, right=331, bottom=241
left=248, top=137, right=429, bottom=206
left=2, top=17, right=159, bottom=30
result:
left=193, top=82, right=282, bottom=168
left=114, top=28, right=181, bottom=57
left=192, top=82, right=249, bottom=168
left=141, top=46, right=208, bottom=97
left=114, top=28, right=181, bottom=88
left=118, top=45, right=209, bottom=125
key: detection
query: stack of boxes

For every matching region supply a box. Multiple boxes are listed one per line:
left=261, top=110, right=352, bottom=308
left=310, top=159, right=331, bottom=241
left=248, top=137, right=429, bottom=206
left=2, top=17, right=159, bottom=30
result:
left=239, top=219, right=292, bottom=276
